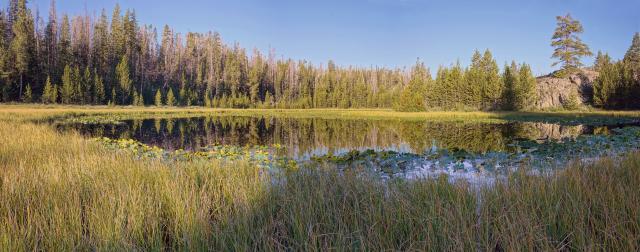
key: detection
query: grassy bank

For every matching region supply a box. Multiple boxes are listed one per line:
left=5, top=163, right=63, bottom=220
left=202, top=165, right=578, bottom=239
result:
left=0, top=107, right=639, bottom=250
left=3, top=103, right=640, bottom=125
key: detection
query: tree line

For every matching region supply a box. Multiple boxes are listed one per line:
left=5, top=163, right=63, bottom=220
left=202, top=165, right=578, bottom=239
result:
left=0, top=1, right=637, bottom=111
left=593, top=33, right=640, bottom=109
left=0, top=0, right=539, bottom=111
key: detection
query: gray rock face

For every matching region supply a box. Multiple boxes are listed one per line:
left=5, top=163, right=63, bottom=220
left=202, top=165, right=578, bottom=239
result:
left=535, top=69, right=599, bottom=109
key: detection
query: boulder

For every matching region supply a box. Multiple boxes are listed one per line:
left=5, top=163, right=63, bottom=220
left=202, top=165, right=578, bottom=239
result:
left=535, top=69, right=599, bottom=109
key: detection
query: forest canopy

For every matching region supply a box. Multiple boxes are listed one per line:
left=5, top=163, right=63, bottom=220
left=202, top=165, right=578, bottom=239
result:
left=0, top=1, right=637, bottom=111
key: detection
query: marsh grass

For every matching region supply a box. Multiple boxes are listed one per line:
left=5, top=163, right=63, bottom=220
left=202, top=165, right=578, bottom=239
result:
left=3, top=103, right=640, bottom=125
left=1, top=105, right=640, bottom=250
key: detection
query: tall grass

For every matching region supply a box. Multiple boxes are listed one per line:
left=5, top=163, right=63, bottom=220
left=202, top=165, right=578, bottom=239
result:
left=0, top=107, right=639, bottom=250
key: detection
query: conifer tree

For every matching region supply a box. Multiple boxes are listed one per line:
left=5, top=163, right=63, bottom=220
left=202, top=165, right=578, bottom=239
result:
left=42, top=75, right=53, bottom=103
left=515, top=63, right=538, bottom=110
left=248, top=50, right=264, bottom=104
left=132, top=90, right=139, bottom=106
left=22, top=83, right=32, bottom=102
left=502, top=62, right=518, bottom=110
left=110, top=88, right=116, bottom=105
left=94, top=73, right=105, bottom=104
left=264, top=91, right=273, bottom=108
left=51, top=84, right=58, bottom=104
left=394, top=60, right=429, bottom=112
left=155, top=89, right=162, bottom=106
left=465, top=50, right=484, bottom=109
left=138, top=92, right=145, bottom=106
left=58, top=14, right=71, bottom=68
left=10, top=0, right=35, bottom=100
left=82, top=67, right=92, bottom=104
left=166, top=88, right=175, bottom=106
left=116, top=56, right=132, bottom=104
left=594, top=51, right=612, bottom=72
left=481, top=50, right=502, bottom=109
left=449, top=61, right=464, bottom=107
left=551, top=13, right=592, bottom=76
left=179, top=85, right=187, bottom=106
left=72, top=66, right=81, bottom=103
left=60, top=65, right=73, bottom=104
left=0, top=13, right=10, bottom=99
left=624, top=32, right=640, bottom=78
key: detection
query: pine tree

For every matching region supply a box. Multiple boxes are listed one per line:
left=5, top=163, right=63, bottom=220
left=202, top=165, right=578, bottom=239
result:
left=166, top=88, right=175, bottom=106
left=132, top=89, right=139, bottom=106
left=51, top=83, right=58, bottom=103
left=394, top=60, right=429, bottom=111
left=58, top=14, right=71, bottom=68
left=179, top=85, right=187, bottom=106
left=0, top=13, right=10, bottom=99
left=92, top=9, right=109, bottom=78
left=465, top=50, right=483, bottom=109
left=116, top=56, right=132, bottom=104
left=22, top=83, right=32, bottom=102
left=264, top=91, right=273, bottom=108
left=449, top=62, right=464, bottom=108
left=138, top=92, right=145, bottom=106
left=60, top=65, right=73, bottom=104
left=132, top=90, right=144, bottom=106
left=154, top=89, right=162, bottom=106
left=594, top=51, right=612, bottom=72
left=10, top=0, right=35, bottom=100
left=551, top=13, right=592, bottom=76
left=502, top=62, right=518, bottom=110
left=110, top=88, right=116, bottom=105
left=623, top=32, right=640, bottom=78
left=72, top=66, right=81, bottom=103
left=111, top=4, right=124, bottom=59
left=515, top=63, right=538, bottom=110
left=81, top=67, right=92, bottom=104
left=42, top=75, right=53, bottom=103
left=94, top=73, right=105, bottom=104
left=481, top=50, right=503, bottom=109
left=43, top=0, right=57, bottom=79
left=248, top=50, right=263, bottom=104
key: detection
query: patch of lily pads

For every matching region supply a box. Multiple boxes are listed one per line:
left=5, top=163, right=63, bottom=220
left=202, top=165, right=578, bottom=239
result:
left=308, top=126, right=640, bottom=180
left=63, top=116, right=126, bottom=125
left=93, top=137, right=296, bottom=170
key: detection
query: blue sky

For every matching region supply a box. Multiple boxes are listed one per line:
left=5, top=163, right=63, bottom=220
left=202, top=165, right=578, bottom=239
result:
left=14, top=0, right=640, bottom=75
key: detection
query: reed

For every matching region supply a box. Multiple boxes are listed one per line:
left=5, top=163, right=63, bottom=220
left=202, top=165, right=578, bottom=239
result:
left=1, top=105, right=639, bottom=250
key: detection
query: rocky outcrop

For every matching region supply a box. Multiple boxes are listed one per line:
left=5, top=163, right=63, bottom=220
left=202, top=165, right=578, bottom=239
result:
left=535, top=69, right=599, bottom=109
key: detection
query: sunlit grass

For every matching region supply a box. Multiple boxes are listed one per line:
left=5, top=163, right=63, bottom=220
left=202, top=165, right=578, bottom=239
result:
left=3, top=103, right=640, bottom=125
left=1, top=105, right=639, bottom=250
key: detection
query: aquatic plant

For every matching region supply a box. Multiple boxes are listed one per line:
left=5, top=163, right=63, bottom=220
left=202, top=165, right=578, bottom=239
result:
left=309, top=127, right=640, bottom=180
left=93, top=137, right=296, bottom=170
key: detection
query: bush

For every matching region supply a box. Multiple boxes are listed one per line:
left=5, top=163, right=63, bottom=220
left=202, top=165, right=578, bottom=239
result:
left=562, top=92, right=580, bottom=110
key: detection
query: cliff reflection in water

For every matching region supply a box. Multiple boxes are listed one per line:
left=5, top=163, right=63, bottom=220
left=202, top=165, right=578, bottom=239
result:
left=58, top=116, right=606, bottom=159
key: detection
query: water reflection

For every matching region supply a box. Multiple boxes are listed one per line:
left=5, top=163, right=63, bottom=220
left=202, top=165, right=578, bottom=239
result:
left=56, top=116, right=614, bottom=159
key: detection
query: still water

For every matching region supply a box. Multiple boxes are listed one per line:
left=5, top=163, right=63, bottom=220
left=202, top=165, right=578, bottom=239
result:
left=55, top=116, right=640, bottom=183
left=57, top=116, right=624, bottom=159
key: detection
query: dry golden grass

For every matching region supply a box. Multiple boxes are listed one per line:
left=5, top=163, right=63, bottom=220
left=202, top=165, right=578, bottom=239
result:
left=0, top=104, right=639, bottom=250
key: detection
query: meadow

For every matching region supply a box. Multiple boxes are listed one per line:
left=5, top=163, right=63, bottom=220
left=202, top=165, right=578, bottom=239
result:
left=1, top=104, right=639, bottom=250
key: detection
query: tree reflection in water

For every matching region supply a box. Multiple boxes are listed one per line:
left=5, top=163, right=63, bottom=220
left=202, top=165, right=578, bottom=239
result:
left=58, top=116, right=615, bottom=159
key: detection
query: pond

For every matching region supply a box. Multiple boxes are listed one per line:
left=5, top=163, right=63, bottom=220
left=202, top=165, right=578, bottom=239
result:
left=55, top=115, right=640, bottom=183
